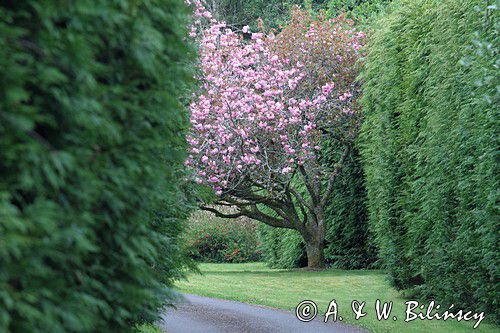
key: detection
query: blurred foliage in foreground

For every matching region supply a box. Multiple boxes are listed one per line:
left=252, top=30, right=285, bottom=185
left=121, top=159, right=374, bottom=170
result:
left=0, top=0, right=193, bottom=331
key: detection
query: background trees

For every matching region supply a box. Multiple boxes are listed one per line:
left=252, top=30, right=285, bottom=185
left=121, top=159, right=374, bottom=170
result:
left=360, top=0, right=499, bottom=321
left=0, top=1, right=192, bottom=331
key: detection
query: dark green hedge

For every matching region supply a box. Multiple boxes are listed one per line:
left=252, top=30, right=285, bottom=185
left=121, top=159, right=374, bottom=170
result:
left=323, top=147, right=377, bottom=269
left=257, top=226, right=306, bottom=269
left=0, top=1, right=191, bottom=332
left=360, top=0, right=498, bottom=321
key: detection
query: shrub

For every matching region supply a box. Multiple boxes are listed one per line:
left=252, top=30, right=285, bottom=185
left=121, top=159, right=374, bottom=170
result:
left=360, top=0, right=498, bottom=321
left=0, top=1, right=192, bottom=332
left=184, top=210, right=262, bottom=263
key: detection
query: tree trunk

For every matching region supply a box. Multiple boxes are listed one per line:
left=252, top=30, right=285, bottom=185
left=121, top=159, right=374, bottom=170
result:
left=305, top=238, right=325, bottom=269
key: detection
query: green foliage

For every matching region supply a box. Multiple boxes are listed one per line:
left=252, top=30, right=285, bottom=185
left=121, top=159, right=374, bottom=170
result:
left=184, top=211, right=262, bottom=263
left=209, top=0, right=291, bottom=28
left=323, top=146, right=377, bottom=269
left=135, top=324, right=163, bottom=333
left=360, top=0, right=499, bottom=321
left=208, top=0, right=392, bottom=34
left=257, top=227, right=306, bottom=268
left=0, top=1, right=192, bottom=332
left=207, top=0, right=329, bottom=30
left=326, top=0, right=393, bottom=23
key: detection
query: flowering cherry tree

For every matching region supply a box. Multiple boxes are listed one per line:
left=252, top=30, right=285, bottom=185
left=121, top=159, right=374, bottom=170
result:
left=185, top=1, right=365, bottom=268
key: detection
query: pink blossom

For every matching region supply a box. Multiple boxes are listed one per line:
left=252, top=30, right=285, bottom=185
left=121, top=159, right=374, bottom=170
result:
left=184, top=0, right=361, bottom=195
left=321, top=82, right=335, bottom=95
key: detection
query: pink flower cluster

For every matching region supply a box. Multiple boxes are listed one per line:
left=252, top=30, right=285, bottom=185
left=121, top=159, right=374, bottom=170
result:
left=184, top=1, right=346, bottom=195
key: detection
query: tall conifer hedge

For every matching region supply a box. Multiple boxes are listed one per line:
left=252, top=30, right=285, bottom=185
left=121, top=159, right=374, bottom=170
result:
left=361, top=0, right=498, bottom=320
left=0, top=1, right=191, bottom=331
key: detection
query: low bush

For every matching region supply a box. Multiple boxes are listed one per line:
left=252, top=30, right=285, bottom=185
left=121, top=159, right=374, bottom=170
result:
left=184, top=210, right=262, bottom=263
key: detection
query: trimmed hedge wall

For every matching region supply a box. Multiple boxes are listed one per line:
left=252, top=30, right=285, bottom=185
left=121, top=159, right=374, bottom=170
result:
left=360, top=0, right=498, bottom=320
left=0, top=1, right=191, bottom=332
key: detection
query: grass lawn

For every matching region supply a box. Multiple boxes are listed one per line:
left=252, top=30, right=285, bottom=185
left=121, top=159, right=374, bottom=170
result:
left=176, top=263, right=498, bottom=333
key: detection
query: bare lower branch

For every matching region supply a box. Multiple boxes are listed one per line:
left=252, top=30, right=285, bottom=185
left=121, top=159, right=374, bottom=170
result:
left=290, top=187, right=314, bottom=212
left=287, top=189, right=308, bottom=226
left=299, top=165, right=320, bottom=205
left=245, top=205, right=295, bottom=229
left=320, top=145, right=351, bottom=208
left=200, top=206, right=245, bottom=218
left=202, top=199, right=294, bottom=230
left=222, top=194, right=290, bottom=222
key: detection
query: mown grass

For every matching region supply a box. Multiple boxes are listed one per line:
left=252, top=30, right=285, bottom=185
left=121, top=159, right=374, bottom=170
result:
left=135, top=323, right=163, bottom=333
left=176, top=263, right=498, bottom=333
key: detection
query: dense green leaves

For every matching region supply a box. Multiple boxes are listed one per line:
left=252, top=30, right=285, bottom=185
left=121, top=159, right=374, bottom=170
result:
left=323, top=148, right=377, bottom=269
left=205, top=0, right=331, bottom=30
left=0, top=1, right=192, bottom=332
left=207, top=0, right=392, bottom=30
left=361, top=0, right=499, bottom=321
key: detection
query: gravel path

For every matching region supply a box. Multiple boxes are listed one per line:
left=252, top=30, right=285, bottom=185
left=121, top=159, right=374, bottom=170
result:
left=159, top=294, right=368, bottom=333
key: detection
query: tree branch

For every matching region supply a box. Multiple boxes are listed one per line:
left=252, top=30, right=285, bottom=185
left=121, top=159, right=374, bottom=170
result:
left=244, top=204, right=295, bottom=229
left=287, top=189, right=308, bottom=226
left=320, top=145, right=351, bottom=208
left=290, top=187, right=314, bottom=212
left=299, top=165, right=320, bottom=205
left=200, top=205, right=245, bottom=218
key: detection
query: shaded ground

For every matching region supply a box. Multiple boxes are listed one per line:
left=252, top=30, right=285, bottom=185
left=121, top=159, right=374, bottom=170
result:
left=159, top=293, right=367, bottom=333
